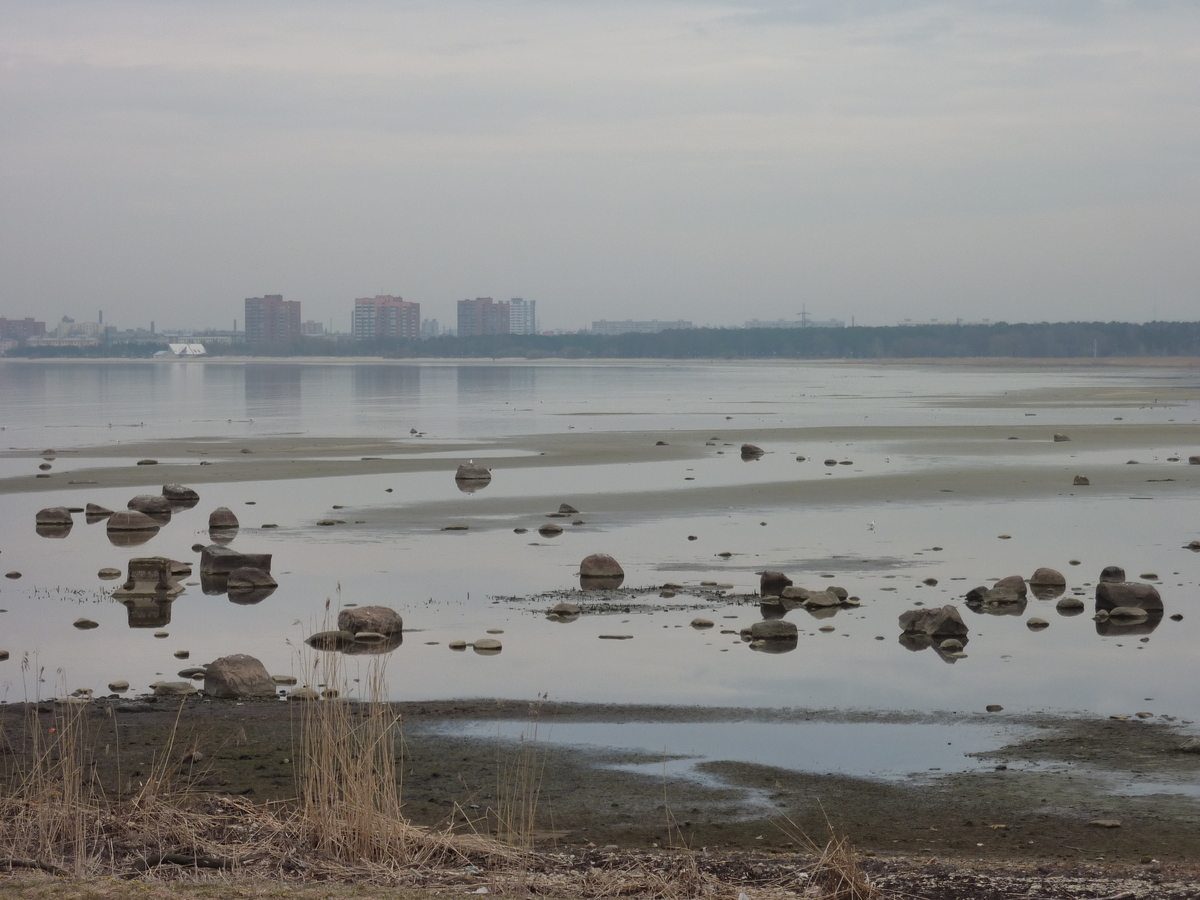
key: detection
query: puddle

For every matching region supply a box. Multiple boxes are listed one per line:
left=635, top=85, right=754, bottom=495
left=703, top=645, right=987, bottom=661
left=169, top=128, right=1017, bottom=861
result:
left=421, top=719, right=1028, bottom=784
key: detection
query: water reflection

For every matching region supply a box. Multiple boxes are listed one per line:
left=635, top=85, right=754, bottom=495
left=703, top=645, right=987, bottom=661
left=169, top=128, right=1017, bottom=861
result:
left=35, top=522, right=72, bottom=539
left=352, top=365, right=421, bottom=402
left=1096, top=613, right=1162, bottom=637
left=899, top=633, right=970, bottom=664
left=244, top=364, right=302, bottom=419
left=119, top=597, right=174, bottom=628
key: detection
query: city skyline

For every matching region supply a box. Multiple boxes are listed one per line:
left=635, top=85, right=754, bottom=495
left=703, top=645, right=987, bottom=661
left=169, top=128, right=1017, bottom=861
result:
left=3, top=2, right=1200, bottom=332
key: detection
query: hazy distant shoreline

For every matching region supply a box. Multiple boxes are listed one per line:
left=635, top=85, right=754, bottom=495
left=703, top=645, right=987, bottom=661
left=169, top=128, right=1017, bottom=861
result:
left=3, top=355, right=1199, bottom=368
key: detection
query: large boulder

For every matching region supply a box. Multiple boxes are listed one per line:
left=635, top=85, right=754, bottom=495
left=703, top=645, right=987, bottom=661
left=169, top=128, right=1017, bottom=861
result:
left=740, top=443, right=765, bottom=459
left=745, top=620, right=798, bottom=641
left=899, top=605, right=968, bottom=636
left=203, top=654, right=277, bottom=699
left=993, top=575, right=1028, bottom=598
left=85, top=502, right=114, bottom=521
left=580, top=554, right=624, bottom=578
left=1099, top=566, right=1126, bottom=583
left=1030, top=567, right=1066, bottom=587
left=162, top=484, right=200, bottom=507
left=455, top=464, right=491, bottom=482
left=760, top=571, right=792, bottom=596
left=36, top=507, right=73, bottom=526
left=226, top=568, right=278, bottom=605
left=1096, top=582, right=1163, bottom=613
left=200, top=544, right=272, bottom=574
left=112, top=557, right=183, bottom=598
left=108, top=509, right=159, bottom=531
left=803, top=590, right=842, bottom=608
left=965, top=583, right=1024, bottom=606
left=106, top=511, right=160, bottom=546
left=128, top=494, right=172, bottom=522
left=208, top=507, right=239, bottom=530
left=781, top=585, right=811, bottom=601
left=227, top=567, right=276, bottom=590
left=337, top=606, right=403, bottom=636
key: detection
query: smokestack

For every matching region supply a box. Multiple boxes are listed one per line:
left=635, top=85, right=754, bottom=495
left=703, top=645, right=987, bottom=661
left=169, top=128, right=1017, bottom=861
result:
left=151, top=320, right=155, bottom=334
left=99, top=310, right=103, bottom=324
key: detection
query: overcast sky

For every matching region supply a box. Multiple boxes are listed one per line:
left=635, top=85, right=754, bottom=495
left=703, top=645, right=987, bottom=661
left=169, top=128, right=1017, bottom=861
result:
left=2, top=0, right=1198, bottom=333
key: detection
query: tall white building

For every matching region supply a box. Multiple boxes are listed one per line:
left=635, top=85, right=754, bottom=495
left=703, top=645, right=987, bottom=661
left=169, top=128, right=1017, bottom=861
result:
left=509, top=298, right=537, bottom=335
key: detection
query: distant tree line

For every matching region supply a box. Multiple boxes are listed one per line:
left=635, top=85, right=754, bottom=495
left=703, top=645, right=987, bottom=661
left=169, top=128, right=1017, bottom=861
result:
left=7, top=321, right=1200, bottom=360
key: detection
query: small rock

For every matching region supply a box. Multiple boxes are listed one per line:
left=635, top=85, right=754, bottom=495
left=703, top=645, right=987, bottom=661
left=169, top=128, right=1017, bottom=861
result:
left=538, top=523, right=563, bottom=537
left=272, top=675, right=298, bottom=685
left=1073, top=475, right=1090, bottom=486
left=1026, top=617, right=1049, bottom=629
left=558, top=503, right=579, bottom=514
left=473, top=638, right=502, bottom=654
left=1052, top=433, right=1071, bottom=442
left=4, top=572, right=20, bottom=579
left=136, top=459, right=158, bottom=466
left=173, top=650, right=190, bottom=659
left=73, top=618, right=99, bottom=630
left=1089, top=819, right=1121, bottom=829
left=986, top=704, right=1003, bottom=713
left=289, top=687, right=320, bottom=701
left=98, top=567, right=122, bottom=580
left=108, top=680, right=129, bottom=692
left=691, top=618, right=714, bottom=629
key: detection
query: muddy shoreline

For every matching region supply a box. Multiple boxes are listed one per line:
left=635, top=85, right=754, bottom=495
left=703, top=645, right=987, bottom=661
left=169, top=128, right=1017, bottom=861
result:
left=5, top=696, right=1199, bottom=867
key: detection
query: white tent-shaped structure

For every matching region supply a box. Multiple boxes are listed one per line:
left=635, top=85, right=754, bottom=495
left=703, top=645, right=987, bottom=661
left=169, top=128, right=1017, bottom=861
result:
left=165, top=343, right=207, bottom=357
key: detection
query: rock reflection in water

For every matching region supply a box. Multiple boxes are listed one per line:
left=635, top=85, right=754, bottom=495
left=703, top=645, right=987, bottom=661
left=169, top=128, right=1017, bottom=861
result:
left=35, top=522, right=72, bottom=539
left=456, top=478, right=490, bottom=494
left=200, top=571, right=229, bottom=595
left=966, top=596, right=1028, bottom=617
left=119, top=596, right=174, bottom=629
left=1030, top=583, right=1066, bottom=600
left=1095, top=613, right=1162, bottom=637
left=898, top=633, right=970, bottom=664
left=226, top=584, right=278, bottom=605
left=107, top=527, right=158, bottom=547
left=344, top=632, right=403, bottom=655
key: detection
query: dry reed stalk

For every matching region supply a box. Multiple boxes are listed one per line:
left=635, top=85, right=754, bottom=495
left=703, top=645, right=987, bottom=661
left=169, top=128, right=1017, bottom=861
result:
left=775, top=814, right=882, bottom=900
left=491, top=694, right=548, bottom=849
left=292, top=599, right=491, bottom=869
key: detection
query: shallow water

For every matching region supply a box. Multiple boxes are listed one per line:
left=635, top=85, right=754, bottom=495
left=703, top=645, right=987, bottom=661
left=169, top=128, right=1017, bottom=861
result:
left=419, top=719, right=1029, bottom=783
left=1, top=360, right=1198, bottom=733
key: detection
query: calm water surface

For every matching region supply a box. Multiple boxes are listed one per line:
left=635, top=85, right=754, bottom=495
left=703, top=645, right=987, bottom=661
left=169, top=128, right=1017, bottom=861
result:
left=1, top=360, right=1198, bottom=741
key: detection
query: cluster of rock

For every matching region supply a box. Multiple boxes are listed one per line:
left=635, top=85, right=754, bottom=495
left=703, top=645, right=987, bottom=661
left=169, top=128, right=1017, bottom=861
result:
left=200, top=543, right=276, bottom=604
left=37, top=484, right=203, bottom=547
left=898, top=605, right=970, bottom=662
left=1092, top=565, right=1163, bottom=635
left=305, top=605, right=404, bottom=655
left=758, top=571, right=860, bottom=619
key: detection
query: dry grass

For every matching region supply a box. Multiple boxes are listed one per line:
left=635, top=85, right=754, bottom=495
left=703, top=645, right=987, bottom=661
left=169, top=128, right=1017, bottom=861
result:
left=775, top=815, right=882, bottom=900
left=488, top=694, right=549, bottom=849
